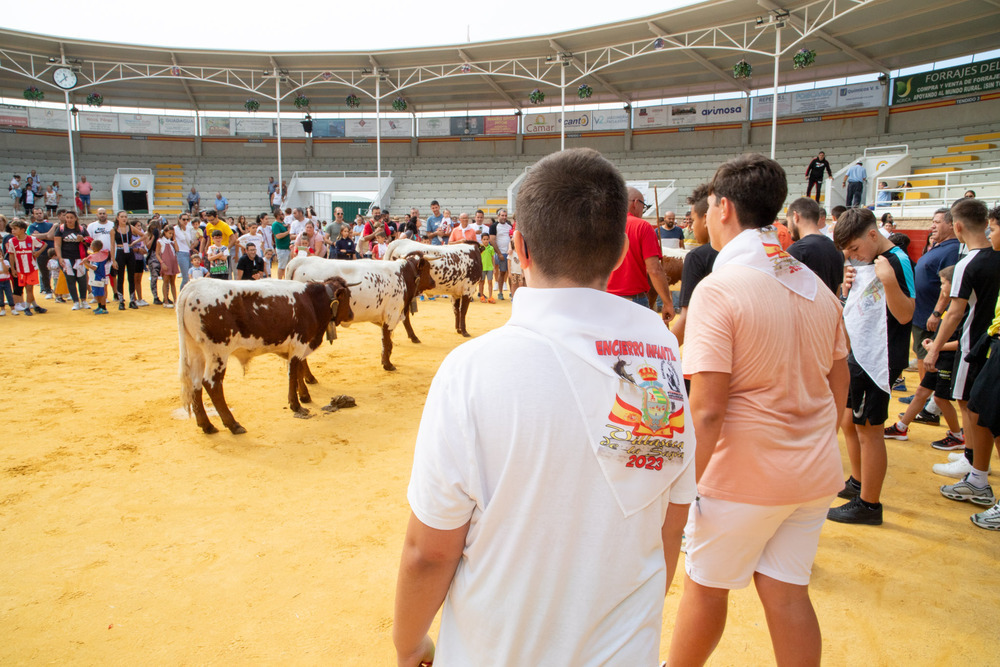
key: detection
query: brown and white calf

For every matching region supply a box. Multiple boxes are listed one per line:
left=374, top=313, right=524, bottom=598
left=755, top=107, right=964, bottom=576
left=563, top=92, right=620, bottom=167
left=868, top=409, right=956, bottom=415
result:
left=285, top=254, right=435, bottom=371
left=385, top=238, right=482, bottom=337
left=645, top=247, right=688, bottom=313
left=177, top=277, right=353, bottom=434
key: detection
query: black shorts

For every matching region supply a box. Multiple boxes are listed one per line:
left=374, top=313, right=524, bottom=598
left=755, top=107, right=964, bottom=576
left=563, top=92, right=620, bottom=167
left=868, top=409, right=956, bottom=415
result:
left=918, top=351, right=955, bottom=400
left=10, top=270, right=22, bottom=296
left=969, top=337, right=1000, bottom=437
left=951, top=345, right=985, bottom=402
left=847, top=363, right=903, bottom=426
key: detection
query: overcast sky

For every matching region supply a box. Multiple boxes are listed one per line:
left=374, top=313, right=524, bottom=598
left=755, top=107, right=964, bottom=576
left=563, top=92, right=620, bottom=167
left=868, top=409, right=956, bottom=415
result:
left=0, top=0, right=700, bottom=52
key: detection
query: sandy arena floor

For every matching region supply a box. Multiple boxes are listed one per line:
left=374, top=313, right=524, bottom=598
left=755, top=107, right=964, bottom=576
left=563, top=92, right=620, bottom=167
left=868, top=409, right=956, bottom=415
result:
left=1, top=288, right=998, bottom=666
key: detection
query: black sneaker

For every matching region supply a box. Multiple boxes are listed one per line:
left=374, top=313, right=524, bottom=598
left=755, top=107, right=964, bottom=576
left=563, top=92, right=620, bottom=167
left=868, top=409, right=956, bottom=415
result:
left=827, top=496, right=883, bottom=525
left=32, top=305, right=47, bottom=314
left=153, top=298, right=163, bottom=305
left=23, top=307, right=33, bottom=317
left=129, top=301, right=139, bottom=310
left=912, top=410, right=941, bottom=425
left=838, top=478, right=861, bottom=500
left=119, top=301, right=125, bottom=311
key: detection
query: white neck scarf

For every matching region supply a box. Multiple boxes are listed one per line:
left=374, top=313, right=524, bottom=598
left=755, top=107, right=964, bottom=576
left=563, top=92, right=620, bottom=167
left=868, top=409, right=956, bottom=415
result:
left=714, top=226, right=818, bottom=301
left=843, top=264, right=890, bottom=391
left=508, top=288, right=692, bottom=517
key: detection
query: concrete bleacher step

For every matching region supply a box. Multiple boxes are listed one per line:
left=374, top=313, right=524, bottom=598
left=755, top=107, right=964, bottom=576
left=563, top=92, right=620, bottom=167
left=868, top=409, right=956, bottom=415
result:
left=965, top=132, right=1000, bottom=143
left=929, top=155, right=980, bottom=165
left=947, top=143, right=996, bottom=153
left=913, top=166, right=962, bottom=174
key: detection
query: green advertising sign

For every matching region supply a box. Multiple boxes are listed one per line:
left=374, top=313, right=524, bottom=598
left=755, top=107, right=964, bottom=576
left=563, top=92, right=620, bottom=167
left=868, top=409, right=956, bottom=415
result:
left=892, top=57, right=1000, bottom=105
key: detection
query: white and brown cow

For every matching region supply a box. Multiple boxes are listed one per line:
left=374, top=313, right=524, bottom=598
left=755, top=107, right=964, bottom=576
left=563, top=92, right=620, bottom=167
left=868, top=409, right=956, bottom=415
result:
left=644, top=247, right=689, bottom=314
left=285, top=255, right=435, bottom=371
left=385, top=238, right=482, bottom=337
left=177, top=277, right=353, bottom=434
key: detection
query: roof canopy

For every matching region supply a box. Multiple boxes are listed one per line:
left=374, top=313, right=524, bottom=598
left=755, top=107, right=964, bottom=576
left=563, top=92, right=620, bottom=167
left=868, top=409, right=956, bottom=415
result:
left=0, top=0, right=994, bottom=113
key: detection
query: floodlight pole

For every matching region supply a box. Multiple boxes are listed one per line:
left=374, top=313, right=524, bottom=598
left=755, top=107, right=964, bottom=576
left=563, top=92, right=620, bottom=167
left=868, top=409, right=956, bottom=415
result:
left=275, top=73, right=283, bottom=201
left=560, top=62, right=566, bottom=151
left=770, top=25, right=781, bottom=159
left=376, top=75, right=382, bottom=208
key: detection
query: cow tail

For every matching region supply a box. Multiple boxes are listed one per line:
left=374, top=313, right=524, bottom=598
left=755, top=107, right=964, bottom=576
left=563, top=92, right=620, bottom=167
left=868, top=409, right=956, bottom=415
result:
left=176, top=290, right=198, bottom=415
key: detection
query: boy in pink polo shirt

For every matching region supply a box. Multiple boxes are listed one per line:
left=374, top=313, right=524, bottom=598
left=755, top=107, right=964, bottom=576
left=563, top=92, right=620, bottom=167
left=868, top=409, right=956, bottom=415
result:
left=668, top=154, right=848, bottom=667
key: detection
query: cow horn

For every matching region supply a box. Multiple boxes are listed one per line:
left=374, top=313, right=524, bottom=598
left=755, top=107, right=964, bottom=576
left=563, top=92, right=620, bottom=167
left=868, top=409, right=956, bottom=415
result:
left=346, top=281, right=363, bottom=287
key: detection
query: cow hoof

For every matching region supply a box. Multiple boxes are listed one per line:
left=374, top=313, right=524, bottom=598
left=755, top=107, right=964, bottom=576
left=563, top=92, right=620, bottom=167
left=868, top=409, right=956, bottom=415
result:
left=228, top=424, right=247, bottom=435
left=201, top=423, right=218, bottom=435
left=299, top=394, right=312, bottom=404
left=293, top=408, right=312, bottom=419
left=409, top=337, right=422, bottom=344
left=461, top=331, right=471, bottom=338
left=304, top=376, right=318, bottom=385
left=383, top=363, right=397, bottom=371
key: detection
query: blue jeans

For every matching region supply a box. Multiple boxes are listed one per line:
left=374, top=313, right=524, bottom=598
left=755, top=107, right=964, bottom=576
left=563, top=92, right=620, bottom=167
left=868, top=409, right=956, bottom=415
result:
left=628, top=293, right=649, bottom=307
left=177, top=251, right=191, bottom=289
left=0, top=279, right=13, bottom=308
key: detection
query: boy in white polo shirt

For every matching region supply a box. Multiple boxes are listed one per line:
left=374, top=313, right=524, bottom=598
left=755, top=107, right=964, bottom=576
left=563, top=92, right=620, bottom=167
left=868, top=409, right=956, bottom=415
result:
left=394, top=148, right=695, bottom=666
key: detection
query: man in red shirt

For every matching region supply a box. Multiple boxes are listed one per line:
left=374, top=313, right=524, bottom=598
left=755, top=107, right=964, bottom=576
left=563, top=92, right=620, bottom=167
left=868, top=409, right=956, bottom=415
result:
left=607, top=187, right=674, bottom=323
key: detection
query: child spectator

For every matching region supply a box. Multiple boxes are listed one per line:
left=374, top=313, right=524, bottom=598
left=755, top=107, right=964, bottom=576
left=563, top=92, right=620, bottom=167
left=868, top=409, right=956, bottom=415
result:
left=335, top=226, right=357, bottom=259
left=292, top=228, right=314, bottom=258
left=371, top=230, right=388, bottom=260
left=0, top=251, right=12, bottom=316
left=206, top=230, right=230, bottom=280
left=157, top=225, right=180, bottom=307
left=188, top=254, right=209, bottom=281
left=5, top=220, right=46, bottom=315
left=82, top=240, right=110, bottom=315
left=46, top=248, right=67, bottom=303
left=508, top=243, right=523, bottom=296
left=479, top=232, right=496, bottom=303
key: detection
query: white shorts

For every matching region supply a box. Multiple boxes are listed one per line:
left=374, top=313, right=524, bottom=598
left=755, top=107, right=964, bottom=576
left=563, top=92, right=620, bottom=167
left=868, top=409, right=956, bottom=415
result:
left=684, top=494, right=835, bottom=589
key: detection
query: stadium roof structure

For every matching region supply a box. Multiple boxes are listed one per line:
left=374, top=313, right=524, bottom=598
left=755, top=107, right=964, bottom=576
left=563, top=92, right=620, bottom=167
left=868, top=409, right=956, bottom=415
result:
left=0, top=0, right=995, bottom=114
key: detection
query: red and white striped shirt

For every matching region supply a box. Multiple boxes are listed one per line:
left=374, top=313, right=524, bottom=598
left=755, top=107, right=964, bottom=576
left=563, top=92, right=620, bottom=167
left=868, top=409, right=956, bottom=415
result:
left=6, top=235, right=41, bottom=274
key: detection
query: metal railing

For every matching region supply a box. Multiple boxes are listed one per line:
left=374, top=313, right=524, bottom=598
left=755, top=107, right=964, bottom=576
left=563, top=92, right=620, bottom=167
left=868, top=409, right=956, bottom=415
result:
left=873, top=164, right=1000, bottom=216
left=291, top=170, right=392, bottom=179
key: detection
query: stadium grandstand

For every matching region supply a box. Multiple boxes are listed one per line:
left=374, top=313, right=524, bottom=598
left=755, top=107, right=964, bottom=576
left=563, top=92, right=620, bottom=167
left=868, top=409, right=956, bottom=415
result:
left=1, top=0, right=998, bottom=235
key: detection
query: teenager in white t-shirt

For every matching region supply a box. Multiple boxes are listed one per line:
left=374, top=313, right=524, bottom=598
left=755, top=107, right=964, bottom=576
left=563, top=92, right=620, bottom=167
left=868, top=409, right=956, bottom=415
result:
left=395, top=149, right=694, bottom=667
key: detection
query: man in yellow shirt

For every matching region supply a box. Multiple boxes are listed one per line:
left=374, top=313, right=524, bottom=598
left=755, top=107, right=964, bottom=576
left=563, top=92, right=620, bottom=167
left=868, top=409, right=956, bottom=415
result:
left=200, top=210, right=236, bottom=276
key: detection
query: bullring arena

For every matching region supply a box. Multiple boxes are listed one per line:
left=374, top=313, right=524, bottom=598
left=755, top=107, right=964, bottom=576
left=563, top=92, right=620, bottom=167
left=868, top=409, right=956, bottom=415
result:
left=2, top=0, right=1000, bottom=664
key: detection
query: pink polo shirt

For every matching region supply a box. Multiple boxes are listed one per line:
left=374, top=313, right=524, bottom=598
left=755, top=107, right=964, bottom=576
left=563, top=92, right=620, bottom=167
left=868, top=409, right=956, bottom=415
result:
left=77, top=181, right=92, bottom=195
left=684, top=264, right=847, bottom=505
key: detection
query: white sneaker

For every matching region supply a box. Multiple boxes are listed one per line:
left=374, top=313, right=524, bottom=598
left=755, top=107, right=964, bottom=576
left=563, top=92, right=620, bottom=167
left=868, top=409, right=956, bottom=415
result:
left=81, top=302, right=91, bottom=310
left=164, top=303, right=174, bottom=309
left=71, top=302, right=82, bottom=311
left=88, top=297, right=96, bottom=303
left=44, top=293, right=53, bottom=300
left=0, top=309, right=5, bottom=316
left=948, top=452, right=966, bottom=462
left=971, top=503, right=1000, bottom=531
left=136, top=299, right=149, bottom=307
left=933, top=457, right=972, bottom=479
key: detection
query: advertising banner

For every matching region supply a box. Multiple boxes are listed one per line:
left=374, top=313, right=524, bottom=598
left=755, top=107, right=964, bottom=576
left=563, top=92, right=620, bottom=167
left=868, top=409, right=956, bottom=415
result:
left=837, top=82, right=883, bottom=109
left=279, top=119, right=307, bottom=138
left=418, top=117, right=450, bottom=137
left=484, top=116, right=518, bottom=134
left=523, top=113, right=561, bottom=134
left=311, top=119, right=345, bottom=137
left=234, top=117, right=274, bottom=136
left=28, top=108, right=68, bottom=130
left=751, top=93, right=792, bottom=120
left=634, top=105, right=668, bottom=128
left=201, top=117, right=232, bottom=136
left=451, top=116, right=485, bottom=135
left=791, top=87, right=837, bottom=115
left=0, top=104, right=30, bottom=127
left=381, top=117, right=412, bottom=137
left=590, top=109, right=629, bottom=130
left=78, top=111, right=119, bottom=133
left=345, top=119, right=377, bottom=137
left=159, top=115, right=195, bottom=136
left=690, top=100, right=746, bottom=124
left=119, top=114, right=159, bottom=134
left=892, top=57, right=1000, bottom=105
